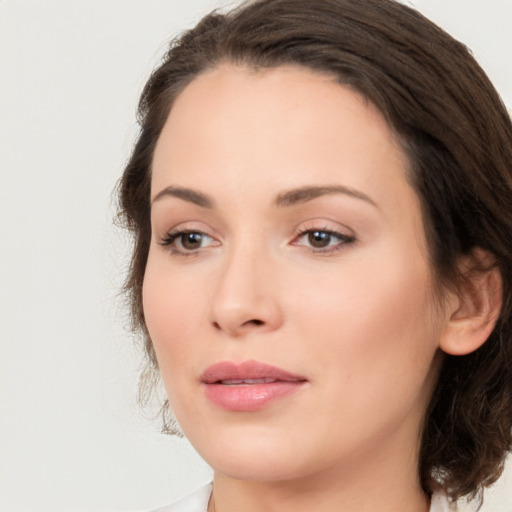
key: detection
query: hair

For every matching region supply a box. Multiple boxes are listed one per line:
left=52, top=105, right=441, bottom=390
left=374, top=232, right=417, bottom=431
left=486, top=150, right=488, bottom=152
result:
left=117, top=0, right=512, bottom=504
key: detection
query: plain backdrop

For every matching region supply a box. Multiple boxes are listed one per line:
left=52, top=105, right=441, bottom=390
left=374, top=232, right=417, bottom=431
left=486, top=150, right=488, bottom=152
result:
left=1, top=1, right=511, bottom=511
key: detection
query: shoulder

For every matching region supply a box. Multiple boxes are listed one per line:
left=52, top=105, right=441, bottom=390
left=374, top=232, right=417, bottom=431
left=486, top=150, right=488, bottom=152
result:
left=150, top=483, right=213, bottom=512
left=430, top=491, right=457, bottom=512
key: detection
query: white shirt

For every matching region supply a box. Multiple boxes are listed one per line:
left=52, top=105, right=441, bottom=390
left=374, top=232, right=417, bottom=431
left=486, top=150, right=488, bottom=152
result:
left=152, top=483, right=454, bottom=511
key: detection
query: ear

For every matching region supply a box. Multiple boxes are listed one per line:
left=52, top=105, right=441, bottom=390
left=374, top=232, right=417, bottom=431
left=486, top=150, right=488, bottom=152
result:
left=440, top=248, right=503, bottom=356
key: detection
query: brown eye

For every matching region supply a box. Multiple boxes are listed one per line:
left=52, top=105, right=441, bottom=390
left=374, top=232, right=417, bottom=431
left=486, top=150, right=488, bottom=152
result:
left=159, top=230, right=218, bottom=254
left=308, top=231, right=332, bottom=248
left=180, top=232, right=204, bottom=250
left=293, top=228, right=355, bottom=253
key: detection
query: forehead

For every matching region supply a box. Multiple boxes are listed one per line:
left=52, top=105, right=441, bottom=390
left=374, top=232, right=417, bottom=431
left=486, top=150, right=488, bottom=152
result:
left=154, top=64, right=399, bottom=164
left=151, top=64, right=415, bottom=216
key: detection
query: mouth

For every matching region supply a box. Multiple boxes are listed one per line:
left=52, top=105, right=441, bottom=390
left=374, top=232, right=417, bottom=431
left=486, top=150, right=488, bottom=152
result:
left=217, top=377, right=282, bottom=385
left=200, top=360, right=308, bottom=412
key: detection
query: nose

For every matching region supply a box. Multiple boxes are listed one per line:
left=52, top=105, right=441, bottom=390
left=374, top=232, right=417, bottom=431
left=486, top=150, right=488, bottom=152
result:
left=209, top=245, right=283, bottom=337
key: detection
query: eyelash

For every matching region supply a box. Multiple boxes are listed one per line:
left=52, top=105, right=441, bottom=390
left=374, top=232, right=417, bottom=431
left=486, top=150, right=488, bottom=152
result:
left=158, top=227, right=355, bottom=257
left=292, top=227, right=355, bottom=254
left=158, top=229, right=216, bottom=257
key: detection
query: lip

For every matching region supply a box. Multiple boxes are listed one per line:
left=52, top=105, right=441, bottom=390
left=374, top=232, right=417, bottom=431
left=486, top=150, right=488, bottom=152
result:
left=200, top=360, right=308, bottom=412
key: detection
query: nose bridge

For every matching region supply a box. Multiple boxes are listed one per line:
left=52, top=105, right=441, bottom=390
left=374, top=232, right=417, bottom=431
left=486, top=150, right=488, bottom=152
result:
left=210, top=233, right=282, bottom=335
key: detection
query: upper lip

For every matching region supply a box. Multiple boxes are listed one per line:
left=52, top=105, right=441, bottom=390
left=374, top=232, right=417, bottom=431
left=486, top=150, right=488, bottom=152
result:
left=200, top=360, right=307, bottom=384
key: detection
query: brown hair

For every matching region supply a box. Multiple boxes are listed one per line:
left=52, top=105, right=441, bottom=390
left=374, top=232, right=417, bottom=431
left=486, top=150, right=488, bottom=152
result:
left=118, top=0, right=512, bottom=503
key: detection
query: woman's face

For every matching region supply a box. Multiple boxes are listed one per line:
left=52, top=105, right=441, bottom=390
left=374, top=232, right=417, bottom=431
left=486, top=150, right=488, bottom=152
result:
left=144, top=65, right=447, bottom=483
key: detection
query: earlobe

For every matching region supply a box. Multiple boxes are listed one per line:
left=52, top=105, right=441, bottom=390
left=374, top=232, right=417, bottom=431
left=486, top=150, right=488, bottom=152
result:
left=440, top=248, right=503, bottom=356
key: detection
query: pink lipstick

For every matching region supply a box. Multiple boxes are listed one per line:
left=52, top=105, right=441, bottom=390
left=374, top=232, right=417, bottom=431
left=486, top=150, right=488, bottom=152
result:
left=201, top=360, right=307, bottom=412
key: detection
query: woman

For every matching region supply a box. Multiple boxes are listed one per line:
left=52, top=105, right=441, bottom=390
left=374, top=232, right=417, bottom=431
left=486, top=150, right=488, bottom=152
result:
left=118, top=0, right=512, bottom=510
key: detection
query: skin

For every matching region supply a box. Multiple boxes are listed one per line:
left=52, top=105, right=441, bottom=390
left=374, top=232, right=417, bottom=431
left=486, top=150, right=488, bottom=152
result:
left=143, top=64, right=453, bottom=512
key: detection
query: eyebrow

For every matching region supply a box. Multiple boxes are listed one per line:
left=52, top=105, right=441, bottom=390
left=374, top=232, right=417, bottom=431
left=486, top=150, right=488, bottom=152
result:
left=275, top=185, right=378, bottom=209
left=151, top=186, right=215, bottom=208
left=151, top=184, right=378, bottom=209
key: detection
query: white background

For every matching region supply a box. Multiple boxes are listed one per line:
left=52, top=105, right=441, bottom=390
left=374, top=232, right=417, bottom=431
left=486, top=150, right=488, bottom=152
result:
left=1, top=1, right=511, bottom=511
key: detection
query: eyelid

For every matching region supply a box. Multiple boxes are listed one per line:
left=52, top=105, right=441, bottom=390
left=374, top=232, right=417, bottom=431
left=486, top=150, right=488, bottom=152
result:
left=154, top=219, right=355, bottom=256
left=290, top=221, right=356, bottom=253
left=157, top=224, right=221, bottom=256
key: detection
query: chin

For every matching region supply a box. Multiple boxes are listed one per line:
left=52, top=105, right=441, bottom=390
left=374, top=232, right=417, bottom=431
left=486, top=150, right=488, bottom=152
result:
left=207, top=451, right=312, bottom=483
left=184, top=422, right=314, bottom=482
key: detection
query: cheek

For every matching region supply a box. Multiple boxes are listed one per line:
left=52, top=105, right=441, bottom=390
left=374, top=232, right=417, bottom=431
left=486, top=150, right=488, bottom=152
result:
left=142, top=256, right=222, bottom=432
left=285, top=253, right=442, bottom=455
left=142, top=254, right=207, bottom=378
left=293, top=249, right=440, bottom=391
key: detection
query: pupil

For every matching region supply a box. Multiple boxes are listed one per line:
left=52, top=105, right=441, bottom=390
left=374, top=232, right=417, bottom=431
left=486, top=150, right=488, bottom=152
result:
left=182, top=232, right=202, bottom=249
left=308, top=231, right=330, bottom=248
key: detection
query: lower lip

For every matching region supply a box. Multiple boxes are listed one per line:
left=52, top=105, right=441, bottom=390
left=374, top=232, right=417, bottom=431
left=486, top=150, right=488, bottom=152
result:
left=203, top=381, right=306, bottom=411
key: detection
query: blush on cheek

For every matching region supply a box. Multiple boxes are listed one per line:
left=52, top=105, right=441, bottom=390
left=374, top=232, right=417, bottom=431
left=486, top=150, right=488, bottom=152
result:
left=142, top=267, right=205, bottom=380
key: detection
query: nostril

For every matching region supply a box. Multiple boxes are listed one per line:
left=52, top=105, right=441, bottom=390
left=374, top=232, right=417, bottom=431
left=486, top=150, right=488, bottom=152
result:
left=211, top=318, right=266, bottom=332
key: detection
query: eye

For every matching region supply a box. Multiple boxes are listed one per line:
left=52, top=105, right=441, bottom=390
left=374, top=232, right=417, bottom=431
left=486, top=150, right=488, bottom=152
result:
left=159, top=230, right=218, bottom=255
left=293, top=228, right=355, bottom=252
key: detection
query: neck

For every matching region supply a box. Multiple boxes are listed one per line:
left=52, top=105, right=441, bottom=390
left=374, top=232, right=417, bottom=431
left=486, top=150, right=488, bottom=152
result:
left=208, top=442, right=430, bottom=512
left=209, top=477, right=429, bottom=512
